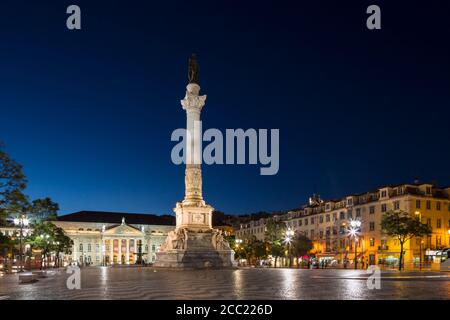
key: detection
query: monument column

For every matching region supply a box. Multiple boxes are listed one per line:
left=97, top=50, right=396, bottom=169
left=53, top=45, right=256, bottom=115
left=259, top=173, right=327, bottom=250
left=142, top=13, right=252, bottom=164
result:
left=154, top=54, right=234, bottom=268
left=174, top=54, right=213, bottom=232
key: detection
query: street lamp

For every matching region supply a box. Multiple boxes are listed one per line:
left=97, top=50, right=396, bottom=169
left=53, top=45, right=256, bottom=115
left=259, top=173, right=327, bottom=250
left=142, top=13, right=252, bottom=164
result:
left=419, top=240, right=424, bottom=270
left=235, top=239, right=243, bottom=266
left=348, top=219, right=361, bottom=270
left=13, top=215, right=29, bottom=273
left=415, top=211, right=423, bottom=270
left=285, top=229, right=294, bottom=268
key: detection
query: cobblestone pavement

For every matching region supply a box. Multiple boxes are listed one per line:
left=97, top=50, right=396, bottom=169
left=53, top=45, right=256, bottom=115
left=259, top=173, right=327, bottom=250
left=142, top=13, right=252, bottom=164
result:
left=0, top=267, right=449, bottom=300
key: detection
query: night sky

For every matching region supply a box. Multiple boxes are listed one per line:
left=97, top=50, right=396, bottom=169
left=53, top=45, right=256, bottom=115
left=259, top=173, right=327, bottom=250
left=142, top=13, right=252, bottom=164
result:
left=1, top=1, right=449, bottom=215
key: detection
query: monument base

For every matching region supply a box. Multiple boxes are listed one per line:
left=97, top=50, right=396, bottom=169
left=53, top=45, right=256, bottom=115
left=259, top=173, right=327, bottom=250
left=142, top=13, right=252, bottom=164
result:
left=154, top=230, right=235, bottom=268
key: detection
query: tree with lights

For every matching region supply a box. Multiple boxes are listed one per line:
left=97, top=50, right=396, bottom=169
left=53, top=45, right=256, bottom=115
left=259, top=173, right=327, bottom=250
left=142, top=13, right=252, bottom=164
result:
left=292, top=233, right=313, bottom=268
left=381, top=210, right=432, bottom=271
left=265, top=220, right=286, bottom=267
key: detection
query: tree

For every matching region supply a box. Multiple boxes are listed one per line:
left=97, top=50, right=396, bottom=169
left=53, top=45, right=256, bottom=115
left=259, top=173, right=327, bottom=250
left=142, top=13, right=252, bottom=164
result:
left=27, top=221, right=72, bottom=269
left=292, top=234, right=313, bottom=267
left=265, top=220, right=286, bottom=267
left=0, top=143, right=27, bottom=223
left=52, top=226, right=73, bottom=268
left=381, top=210, right=432, bottom=271
left=27, top=222, right=55, bottom=269
left=30, top=197, right=59, bottom=223
left=252, top=239, right=268, bottom=264
left=265, top=220, right=285, bottom=242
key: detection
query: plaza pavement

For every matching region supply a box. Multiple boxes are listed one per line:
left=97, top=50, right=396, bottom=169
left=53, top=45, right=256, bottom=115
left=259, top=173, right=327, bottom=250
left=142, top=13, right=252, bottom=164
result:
left=0, top=266, right=449, bottom=300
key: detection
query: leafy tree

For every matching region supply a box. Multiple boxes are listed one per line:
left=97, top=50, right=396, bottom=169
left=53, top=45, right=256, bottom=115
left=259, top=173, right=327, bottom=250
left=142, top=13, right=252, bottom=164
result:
left=30, top=197, right=59, bottom=223
left=0, top=232, right=10, bottom=245
left=27, top=221, right=72, bottom=269
left=0, top=233, right=14, bottom=270
left=269, top=241, right=285, bottom=267
left=265, top=219, right=286, bottom=242
left=26, top=222, right=55, bottom=269
left=265, top=220, right=286, bottom=267
left=292, top=234, right=313, bottom=267
left=252, top=239, right=268, bottom=264
left=0, top=143, right=27, bottom=223
left=224, top=235, right=235, bottom=250
left=381, top=210, right=432, bottom=271
left=52, top=226, right=73, bottom=268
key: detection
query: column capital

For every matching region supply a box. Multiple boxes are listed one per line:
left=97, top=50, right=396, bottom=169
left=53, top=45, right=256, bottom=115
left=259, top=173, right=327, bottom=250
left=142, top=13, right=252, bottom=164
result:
left=181, top=84, right=206, bottom=112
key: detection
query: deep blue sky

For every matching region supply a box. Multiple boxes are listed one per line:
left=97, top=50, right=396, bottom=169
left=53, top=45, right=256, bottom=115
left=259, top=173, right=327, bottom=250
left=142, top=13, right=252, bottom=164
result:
left=1, top=1, right=449, bottom=215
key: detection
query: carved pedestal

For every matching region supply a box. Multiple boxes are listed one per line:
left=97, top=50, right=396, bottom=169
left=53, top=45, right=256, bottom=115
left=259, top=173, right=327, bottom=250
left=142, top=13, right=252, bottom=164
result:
left=154, top=229, right=234, bottom=268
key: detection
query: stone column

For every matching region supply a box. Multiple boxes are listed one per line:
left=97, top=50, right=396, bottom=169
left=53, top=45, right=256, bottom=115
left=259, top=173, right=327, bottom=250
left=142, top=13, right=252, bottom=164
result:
left=118, top=239, right=122, bottom=264
left=181, top=83, right=206, bottom=206
left=126, top=239, right=129, bottom=264
left=109, top=239, right=114, bottom=265
left=73, top=238, right=78, bottom=264
left=173, top=83, right=214, bottom=232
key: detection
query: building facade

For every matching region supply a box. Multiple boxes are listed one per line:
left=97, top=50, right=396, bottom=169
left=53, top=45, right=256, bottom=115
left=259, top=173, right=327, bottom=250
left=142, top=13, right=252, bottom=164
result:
left=52, top=211, right=175, bottom=266
left=235, top=183, right=450, bottom=267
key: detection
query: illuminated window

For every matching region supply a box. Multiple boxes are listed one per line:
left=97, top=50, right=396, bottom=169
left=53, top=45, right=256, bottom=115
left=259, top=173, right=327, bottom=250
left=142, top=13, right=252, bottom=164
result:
left=370, top=238, right=375, bottom=247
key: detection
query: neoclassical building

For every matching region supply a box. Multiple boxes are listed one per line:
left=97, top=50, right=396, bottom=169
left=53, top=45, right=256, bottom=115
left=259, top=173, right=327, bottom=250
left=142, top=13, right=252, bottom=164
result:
left=53, top=211, right=175, bottom=266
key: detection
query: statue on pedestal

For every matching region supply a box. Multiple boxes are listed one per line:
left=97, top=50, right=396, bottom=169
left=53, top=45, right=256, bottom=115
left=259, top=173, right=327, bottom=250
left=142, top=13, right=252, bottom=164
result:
left=188, top=53, right=200, bottom=85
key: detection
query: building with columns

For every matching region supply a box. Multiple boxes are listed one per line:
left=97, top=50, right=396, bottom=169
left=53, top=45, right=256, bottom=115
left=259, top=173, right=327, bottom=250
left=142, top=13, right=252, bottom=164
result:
left=53, top=211, right=175, bottom=266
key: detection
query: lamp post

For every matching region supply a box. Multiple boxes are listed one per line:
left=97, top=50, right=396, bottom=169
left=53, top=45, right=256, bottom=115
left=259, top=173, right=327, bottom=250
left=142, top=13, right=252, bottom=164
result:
left=235, top=239, right=242, bottom=266
left=415, top=211, right=422, bottom=270
left=419, top=240, right=424, bottom=270
left=348, top=219, right=361, bottom=270
left=13, top=215, right=29, bottom=273
left=285, top=229, right=294, bottom=268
